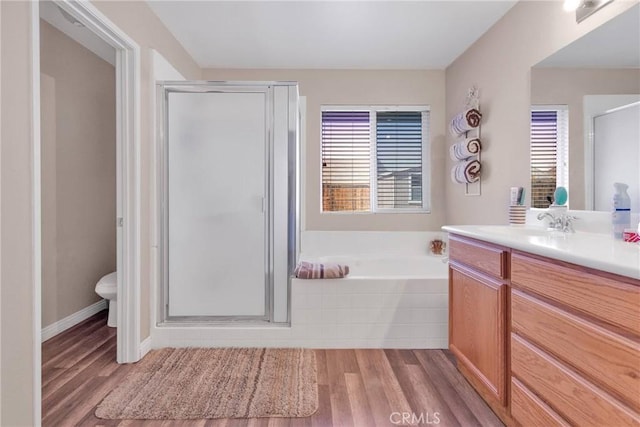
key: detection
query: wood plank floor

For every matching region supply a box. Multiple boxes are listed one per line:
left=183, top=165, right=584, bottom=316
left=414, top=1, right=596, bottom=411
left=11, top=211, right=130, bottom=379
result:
left=42, top=311, right=504, bottom=427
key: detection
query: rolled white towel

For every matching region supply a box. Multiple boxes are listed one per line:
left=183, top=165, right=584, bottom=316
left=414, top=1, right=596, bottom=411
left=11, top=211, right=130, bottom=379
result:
left=449, top=109, right=482, bottom=137
left=451, top=159, right=481, bottom=184
left=450, top=137, right=482, bottom=161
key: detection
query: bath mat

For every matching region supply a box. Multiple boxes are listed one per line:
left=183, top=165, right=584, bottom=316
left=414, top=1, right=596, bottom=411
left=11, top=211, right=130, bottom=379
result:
left=95, top=348, right=318, bottom=420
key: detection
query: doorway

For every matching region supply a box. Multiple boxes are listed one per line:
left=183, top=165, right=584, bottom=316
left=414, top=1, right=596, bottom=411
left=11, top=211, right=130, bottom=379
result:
left=39, top=0, right=118, bottom=339
left=31, top=0, right=141, bottom=420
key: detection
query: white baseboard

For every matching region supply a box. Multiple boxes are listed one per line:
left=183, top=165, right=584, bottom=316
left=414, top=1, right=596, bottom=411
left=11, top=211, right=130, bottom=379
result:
left=41, top=299, right=108, bottom=342
left=139, top=336, right=152, bottom=359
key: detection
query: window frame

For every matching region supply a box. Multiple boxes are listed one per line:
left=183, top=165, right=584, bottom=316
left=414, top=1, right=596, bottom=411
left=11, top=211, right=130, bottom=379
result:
left=321, top=105, right=431, bottom=214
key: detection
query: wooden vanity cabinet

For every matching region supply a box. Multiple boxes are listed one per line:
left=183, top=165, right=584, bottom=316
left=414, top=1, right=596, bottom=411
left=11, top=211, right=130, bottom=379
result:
left=448, top=235, right=510, bottom=421
left=510, top=251, right=640, bottom=427
left=448, top=233, right=640, bottom=427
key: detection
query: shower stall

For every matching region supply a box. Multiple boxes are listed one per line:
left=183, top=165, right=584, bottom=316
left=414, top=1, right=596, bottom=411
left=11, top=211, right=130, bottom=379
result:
left=157, top=81, right=299, bottom=324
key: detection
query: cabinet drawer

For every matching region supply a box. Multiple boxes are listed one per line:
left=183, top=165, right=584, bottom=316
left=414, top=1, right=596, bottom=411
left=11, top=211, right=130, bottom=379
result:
left=512, top=290, right=640, bottom=412
left=511, top=377, right=569, bottom=427
left=449, top=235, right=508, bottom=279
left=511, top=252, right=640, bottom=336
left=511, top=334, right=640, bottom=426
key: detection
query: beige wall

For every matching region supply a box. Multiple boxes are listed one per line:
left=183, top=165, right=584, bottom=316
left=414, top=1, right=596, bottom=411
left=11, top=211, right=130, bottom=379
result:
left=203, top=69, right=447, bottom=231
left=40, top=21, right=117, bottom=327
left=531, top=67, right=640, bottom=209
left=92, top=1, right=202, bottom=340
left=444, top=0, right=638, bottom=225
left=1, top=1, right=36, bottom=425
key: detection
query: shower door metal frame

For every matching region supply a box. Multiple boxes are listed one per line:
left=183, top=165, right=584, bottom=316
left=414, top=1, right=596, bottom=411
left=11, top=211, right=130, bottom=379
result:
left=158, top=81, right=277, bottom=324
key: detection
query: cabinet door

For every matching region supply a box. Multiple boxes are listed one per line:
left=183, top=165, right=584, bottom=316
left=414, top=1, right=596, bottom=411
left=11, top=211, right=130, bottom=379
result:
left=449, top=263, right=507, bottom=405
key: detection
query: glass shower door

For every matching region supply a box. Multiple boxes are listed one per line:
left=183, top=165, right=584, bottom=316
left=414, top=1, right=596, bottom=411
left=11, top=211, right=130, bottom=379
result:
left=165, top=89, right=268, bottom=318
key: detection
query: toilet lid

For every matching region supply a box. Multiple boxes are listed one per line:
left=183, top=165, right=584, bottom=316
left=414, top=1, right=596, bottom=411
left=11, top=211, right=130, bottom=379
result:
left=96, top=271, right=117, bottom=292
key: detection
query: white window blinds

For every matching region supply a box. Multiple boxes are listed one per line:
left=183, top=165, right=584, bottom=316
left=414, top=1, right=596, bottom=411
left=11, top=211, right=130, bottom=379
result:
left=530, top=107, right=569, bottom=208
left=321, top=111, right=371, bottom=212
left=322, top=107, right=429, bottom=213
left=376, top=111, right=424, bottom=209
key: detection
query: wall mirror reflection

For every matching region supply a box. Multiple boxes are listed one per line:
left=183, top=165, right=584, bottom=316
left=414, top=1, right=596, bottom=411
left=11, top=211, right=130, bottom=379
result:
left=530, top=3, right=640, bottom=211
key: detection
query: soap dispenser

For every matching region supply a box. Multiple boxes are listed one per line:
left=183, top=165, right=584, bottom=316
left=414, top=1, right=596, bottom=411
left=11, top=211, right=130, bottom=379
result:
left=612, top=182, right=631, bottom=239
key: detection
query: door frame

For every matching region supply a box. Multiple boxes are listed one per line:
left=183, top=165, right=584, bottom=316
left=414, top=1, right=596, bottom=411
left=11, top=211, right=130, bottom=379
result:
left=31, top=0, right=141, bottom=419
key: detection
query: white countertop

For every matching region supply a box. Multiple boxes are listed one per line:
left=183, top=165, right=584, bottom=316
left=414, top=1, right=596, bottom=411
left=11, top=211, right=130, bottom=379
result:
left=442, top=225, right=640, bottom=280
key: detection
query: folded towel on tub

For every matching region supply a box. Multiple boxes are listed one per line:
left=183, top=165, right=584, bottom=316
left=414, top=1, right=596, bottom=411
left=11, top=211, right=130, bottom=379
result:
left=449, top=137, right=482, bottom=161
left=294, top=261, right=350, bottom=279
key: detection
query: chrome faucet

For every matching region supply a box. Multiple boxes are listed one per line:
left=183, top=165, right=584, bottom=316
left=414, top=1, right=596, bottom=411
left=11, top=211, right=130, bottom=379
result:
left=559, top=215, right=578, bottom=233
left=537, top=212, right=559, bottom=228
left=537, top=211, right=578, bottom=233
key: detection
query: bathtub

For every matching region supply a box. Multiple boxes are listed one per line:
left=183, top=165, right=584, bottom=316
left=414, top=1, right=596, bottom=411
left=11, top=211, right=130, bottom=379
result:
left=290, top=247, right=449, bottom=349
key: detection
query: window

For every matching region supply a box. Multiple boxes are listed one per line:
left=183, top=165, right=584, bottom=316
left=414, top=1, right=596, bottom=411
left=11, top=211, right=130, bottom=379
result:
left=321, top=106, right=430, bottom=213
left=530, top=106, right=569, bottom=208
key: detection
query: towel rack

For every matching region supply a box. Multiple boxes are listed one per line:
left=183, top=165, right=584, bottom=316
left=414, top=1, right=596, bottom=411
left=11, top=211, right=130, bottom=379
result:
left=450, top=86, right=482, bottom=196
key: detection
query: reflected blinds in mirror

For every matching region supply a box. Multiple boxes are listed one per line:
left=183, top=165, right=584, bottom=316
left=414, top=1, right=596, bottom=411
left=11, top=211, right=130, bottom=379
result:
left=530, top=107, right=569, bottom=208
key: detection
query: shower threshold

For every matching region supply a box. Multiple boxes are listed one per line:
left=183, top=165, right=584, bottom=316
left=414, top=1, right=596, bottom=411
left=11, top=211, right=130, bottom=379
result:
left=157, top=317, right=291, bottom=328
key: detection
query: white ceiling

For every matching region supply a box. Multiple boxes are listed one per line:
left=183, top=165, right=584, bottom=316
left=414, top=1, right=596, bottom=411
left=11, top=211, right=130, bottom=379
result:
left=147, top=1, right=516, bottom=70
left=536, top=3, right=640, bottom=68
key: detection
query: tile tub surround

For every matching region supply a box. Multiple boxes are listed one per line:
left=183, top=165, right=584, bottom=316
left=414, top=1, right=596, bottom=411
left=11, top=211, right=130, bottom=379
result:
left=151, top=278, right=449, bottom=349
left=290, top=277, right=449, bottom=348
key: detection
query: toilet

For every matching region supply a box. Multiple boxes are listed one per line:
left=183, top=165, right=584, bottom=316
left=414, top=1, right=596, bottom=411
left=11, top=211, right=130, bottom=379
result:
left=95, top=272, right=117, bottom=327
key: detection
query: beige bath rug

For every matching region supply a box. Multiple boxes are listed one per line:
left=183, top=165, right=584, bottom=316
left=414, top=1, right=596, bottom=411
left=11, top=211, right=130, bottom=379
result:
left=95, top=347, right=318, bottom=420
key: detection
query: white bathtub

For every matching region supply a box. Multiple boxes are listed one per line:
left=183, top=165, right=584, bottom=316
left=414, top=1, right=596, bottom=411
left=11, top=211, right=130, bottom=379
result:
left=291, top=248, right=449, bottom=349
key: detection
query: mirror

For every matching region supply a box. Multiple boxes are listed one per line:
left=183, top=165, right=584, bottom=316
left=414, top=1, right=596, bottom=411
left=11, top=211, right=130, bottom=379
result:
left=530, top=4, right=640, bottom=211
